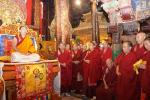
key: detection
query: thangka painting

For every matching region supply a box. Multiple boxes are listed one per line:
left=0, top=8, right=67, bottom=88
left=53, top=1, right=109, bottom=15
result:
left=16, top=63, right=53, bottom=100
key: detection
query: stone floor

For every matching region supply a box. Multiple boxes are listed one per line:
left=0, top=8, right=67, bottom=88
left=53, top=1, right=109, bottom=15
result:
left=62, top=96, right=82, bottom=100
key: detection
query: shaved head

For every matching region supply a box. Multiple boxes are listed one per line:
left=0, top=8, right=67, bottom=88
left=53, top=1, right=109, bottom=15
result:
left=136, top=32, right=146, bottom=44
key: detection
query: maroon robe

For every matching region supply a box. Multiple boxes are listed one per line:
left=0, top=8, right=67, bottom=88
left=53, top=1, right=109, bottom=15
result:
left=132, top=44, right=146, bottom=100
left=101, top=47, right=112, bottom=78
left=88, top=48, right=101, bottom=86
left=141, top=51, right=150, bottom=100
left=95, top=47, right=103, bottom=81
left=82, top=50, right=90, bottom=95
left=132, top=44, right=146, bottom=60
left=57, top=50, right=72, bottom=92
left=72, top=50, right=82, bottom=90
left=115, top=52, right=138, bottom=100
left=96, top=66, right=117, bottom=100
left=82, top=47, right=101, bottom=96
left=82, top=50, right=90, bottom=85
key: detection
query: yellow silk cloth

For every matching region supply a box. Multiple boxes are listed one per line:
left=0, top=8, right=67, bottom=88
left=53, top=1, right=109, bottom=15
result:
left=12, top=35, right=36, bottom=54
left=25, top=63, right=47, bottom=94
left=133, top=59, right=147, bottom=75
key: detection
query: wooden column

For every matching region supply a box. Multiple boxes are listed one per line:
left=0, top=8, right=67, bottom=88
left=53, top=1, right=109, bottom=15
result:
left=91, top=0, right=100, bottom=44
left=55, top=0, right=72, bottom=44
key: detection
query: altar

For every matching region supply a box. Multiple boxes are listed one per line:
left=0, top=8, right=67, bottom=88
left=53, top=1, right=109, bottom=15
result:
left=0, top=60, right=60, bottom=100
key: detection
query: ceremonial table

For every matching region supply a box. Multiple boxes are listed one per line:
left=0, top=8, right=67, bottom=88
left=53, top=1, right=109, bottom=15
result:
left=0, top=60, right=60, bottom=100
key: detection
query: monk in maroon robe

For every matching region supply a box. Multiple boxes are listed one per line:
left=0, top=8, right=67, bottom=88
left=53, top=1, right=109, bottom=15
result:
left=71, top=44, right=83, bottom=93
left=115, top=41, right=137, bottom=100
left=96, top=59, right=117, bottom=100
left=92, top=41, right=103, bottom=81
left=84, top=42, right=100, bottom=98
left=81, top=44, right=90, bottom=95
left=132, top=32, right=146, bottom=60
left=101, top=41, right=112, bottom=79
left=82, top=45, right=88, bottom=81
left=57, top=43, right=72, bottom=95
left=132, top=32, right=146, bottom=100
left=141, top=38, right=150, bottom=100
left=66, top=44, right=72, bottom=55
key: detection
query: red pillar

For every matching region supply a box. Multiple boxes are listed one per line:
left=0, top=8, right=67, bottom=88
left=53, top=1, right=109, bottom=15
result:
left=26, top=0, right=33, bottom=25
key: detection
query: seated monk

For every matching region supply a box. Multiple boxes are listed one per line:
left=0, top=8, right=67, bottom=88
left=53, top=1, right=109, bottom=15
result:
left=11, top=26, right=40, bottom=62
left=96, top=59, right=117, bottom=100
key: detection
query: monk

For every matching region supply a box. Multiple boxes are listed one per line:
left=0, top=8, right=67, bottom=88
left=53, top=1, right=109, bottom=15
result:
left=84, top=42, right=100, bottom=99
left=81, top=44, right=88, bottom=61
left=132, top=32, right=146, bottom=100
left=71, top=44, right=83, bottom=93
left=57, top=43, right=72, bottom=96
left=81, top=44, right=89, bottom=96
left=115, top=41, right=137, bottom=100
left=11, top=26, right=40, bottom=62
left=101, top=41, right=112, bottom=79
left=66, top=44, right=71, bottom=54
left=91, top=41, right=103, bottom=84
left=141, top=38, right=150, bottom=100
left=96, top=59, right=117, bottom=100
left=132, top=32, right=146, bottom=60
left=78, top=43, right=83, bottom=52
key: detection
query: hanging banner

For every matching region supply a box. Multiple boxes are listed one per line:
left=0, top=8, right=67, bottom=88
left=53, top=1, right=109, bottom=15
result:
left=120, top=7, right=134, bottom=21
left=102, top=0, right=150, bottom=23
left=101, top=0, right=118, bottom=13
left=122, top=21, right=139, bottom=35
left=131, top=0, right=140, bottom=11
left=108, top=25, right=118, bottom=33
left=118, top=0, right=131, bottom=8
left=135, top=0, right=150, bottom=20
left=101, top=0, right=111, bottom=3
left=108, top=12, right=118, bottom=26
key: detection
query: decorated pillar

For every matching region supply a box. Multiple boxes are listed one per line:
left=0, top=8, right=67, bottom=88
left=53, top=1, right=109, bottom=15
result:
left=55, top=0, right=62, bottom=44
left=111, top=25, right=122, bottom=60
left=33, top=0, right=40, bottom=32
left=91, top=0, right=100, bottom=44
left=55, top=0, right=72, bottom=44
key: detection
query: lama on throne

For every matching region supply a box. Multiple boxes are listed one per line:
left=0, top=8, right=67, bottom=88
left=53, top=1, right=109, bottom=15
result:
left=11, top=25, right=40, bottom=62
